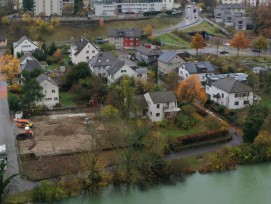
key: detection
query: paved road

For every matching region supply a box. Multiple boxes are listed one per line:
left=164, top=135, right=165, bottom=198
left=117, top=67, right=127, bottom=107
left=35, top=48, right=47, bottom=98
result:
left=185, top=46, right=270, bottom=57
left=0, top=52, right=37, bottom=193
left=154, top=4, right=203, bottom=35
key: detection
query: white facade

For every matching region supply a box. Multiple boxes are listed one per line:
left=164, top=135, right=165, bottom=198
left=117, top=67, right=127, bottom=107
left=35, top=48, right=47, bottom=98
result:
left=13, top=37, right=38, bottom=57
left=158, top=54, right=185, bottom=75
left=38, top=79, right=59, bottom=109
left=222, top=0, right=269, bottom=6
left=178, top=65, right=214, bottom=83
left=94, top=0, right=174, bottom=16
left=107, top=64, right=137, bottom=84
left=90, top=64, right=111, bottom=76
left=144, top=92, right=179, bottom=122
left=34, top=0, right=62, bottom=16
left=206, top=84, right=254, bottom=110
left=70, top=39, right=99, bottom=65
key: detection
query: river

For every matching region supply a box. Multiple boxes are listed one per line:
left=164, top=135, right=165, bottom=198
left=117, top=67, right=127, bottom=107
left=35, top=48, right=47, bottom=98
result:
left=57, top=163, right=271, bottom=204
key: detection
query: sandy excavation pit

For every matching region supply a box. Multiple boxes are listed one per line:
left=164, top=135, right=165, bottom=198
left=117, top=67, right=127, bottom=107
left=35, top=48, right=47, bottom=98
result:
left=17, top=112, right=100, bottom=157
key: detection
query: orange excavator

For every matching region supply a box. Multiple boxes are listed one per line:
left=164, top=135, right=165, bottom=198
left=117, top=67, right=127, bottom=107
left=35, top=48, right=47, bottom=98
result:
left=14, top=119, right=33, bottom=128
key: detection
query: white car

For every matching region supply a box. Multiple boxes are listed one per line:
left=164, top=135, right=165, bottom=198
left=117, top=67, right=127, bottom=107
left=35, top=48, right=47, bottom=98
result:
left=188, top=5, right=191, bottom=8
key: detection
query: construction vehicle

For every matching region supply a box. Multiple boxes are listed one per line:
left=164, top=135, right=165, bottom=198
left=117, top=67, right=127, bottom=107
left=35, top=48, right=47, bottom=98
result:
left=14, top=119, right=33, bottom=128
left=16, top=127, right=33, bottom=140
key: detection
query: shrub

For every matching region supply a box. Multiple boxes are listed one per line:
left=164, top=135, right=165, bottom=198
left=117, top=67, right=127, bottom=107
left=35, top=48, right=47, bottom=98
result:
left=33, top=181, right=67, bottom=202
left=156, top=119, right=169, bottom=128
left=8, top=84, right=22, bottom=94
left=101, top=105, right=119, bottom=120
left=137, top=61, right=148, bottom=67
left=174, top=113, right=197, bottom=130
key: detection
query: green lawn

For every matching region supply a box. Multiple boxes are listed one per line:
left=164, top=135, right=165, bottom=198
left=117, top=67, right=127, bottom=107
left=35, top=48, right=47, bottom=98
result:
left=44, top=16, right=182, bottom=43
left=47, top=64, right=59, bottom=71
left=59, top=92, right=75, bottom=107
left=258, top=93, right=271, bottom=108
left=182, top=21, right=226, bottom=37
left=159, top=126, right=201, bottom=137
left=159, top=32, right=191, bottom=49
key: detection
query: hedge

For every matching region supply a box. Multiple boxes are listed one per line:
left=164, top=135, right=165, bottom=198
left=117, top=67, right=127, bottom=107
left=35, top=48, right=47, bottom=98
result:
left=169, top=129, right=229, bottom=152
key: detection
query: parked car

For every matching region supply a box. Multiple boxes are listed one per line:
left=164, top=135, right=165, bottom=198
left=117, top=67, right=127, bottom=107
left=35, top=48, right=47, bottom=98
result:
left=251, top=49, right=262, bottom=53
left=16, top=133, right=33, bottom=140
left=0, top=145, right=7, bottom=171
left=220, top=50, right=229, bottom=55
left=96, top=37, right=109, bottom=44
left=188, top=5, right=191, bottom=8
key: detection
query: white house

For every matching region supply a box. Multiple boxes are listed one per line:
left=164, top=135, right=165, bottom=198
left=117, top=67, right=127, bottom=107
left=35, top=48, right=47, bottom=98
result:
left=70, top=37, right=99, bottom=65
left=36, top=74, right=59, bottom=109
left=206, top=77, right=254, bottom=110
left=178, top=61, right=216, bottom=83
left=106, top=60, right=138, bottom=84
left=158, top=51, right=186, bottom=75
left=135, top=67, right=148, bottom=82
left=89, top=52, right=117, bottom=77
left=13, top=36, right=38, bottom=57
left=136, top=91, right=180, bottom=122
left=20, top=53, right=37, bottom=66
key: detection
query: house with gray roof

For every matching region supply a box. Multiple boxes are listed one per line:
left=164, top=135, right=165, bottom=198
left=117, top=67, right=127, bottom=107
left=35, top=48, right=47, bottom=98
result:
left=135, top=91, right=180, bottom=122
left=20, top=59, right=46, bottom=73
left=178, top=61, right=217, bottom=83
left=70, top=37, right=99, bottom=64
left=13, top=36, right=38, bottom=57
left=36, top=74, right=59, bottom=109
left=206, top=77, right=254, bottom=109
left=20, top=53, right=37, bottom=66
left=135, top=46, right=161, bottom=65
left=106, top=60, right=138, bottom=84
left=158, top=51, right=186, bottom=75
left=108, top=28, right=142, bottom=49
left=89, top=52, right=118, bottom=77
left=0, top=37, right=7, bottom=48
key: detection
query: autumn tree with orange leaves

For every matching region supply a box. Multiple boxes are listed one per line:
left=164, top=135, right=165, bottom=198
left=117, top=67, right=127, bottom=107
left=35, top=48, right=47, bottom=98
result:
left=191, top=32, right=206, bottom=58
left=230, top=32, right=250, bottom=56
left=177, top=75, right=207, bottom=105
left=0, top=54, right=20, bottom=84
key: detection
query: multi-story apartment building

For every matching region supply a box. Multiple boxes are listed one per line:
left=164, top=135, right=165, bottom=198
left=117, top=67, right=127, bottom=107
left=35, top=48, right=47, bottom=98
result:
left=222, top=0, right=269, bottom=6
left=214, top=4, right=251, bottom=30
left=33, top=0, right=74, bottom=16
left=94, top=0, right=174, bottom=16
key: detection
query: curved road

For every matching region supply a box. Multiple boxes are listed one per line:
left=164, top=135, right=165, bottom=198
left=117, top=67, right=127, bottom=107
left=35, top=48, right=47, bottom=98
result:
left=154, top=5, right=203, bottom=35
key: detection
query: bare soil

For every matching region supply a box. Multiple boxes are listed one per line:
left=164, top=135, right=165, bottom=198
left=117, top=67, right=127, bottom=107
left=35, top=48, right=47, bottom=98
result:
left=17, top=109, right=117, bottom=180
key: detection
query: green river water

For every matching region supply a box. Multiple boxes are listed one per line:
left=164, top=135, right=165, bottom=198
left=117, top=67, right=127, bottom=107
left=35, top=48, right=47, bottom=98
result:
left=59, top=163, right=271, bottom=204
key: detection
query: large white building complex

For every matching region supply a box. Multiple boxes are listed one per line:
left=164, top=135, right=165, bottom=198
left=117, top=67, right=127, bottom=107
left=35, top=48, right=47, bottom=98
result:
left=94, top=0, right=174, bottom=16
left=221, top=0, right=270, bottom=6
left=33, top=0, right=74, bottom=16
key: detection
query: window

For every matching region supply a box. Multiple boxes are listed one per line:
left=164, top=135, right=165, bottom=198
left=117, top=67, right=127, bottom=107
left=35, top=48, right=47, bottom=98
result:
left=54, top=97, right=58, bottom=100
left=156, top=113, right=160, bottom=117
left=86, top=56, right=89, bottom=60
left=86, top=51, right=89, bottom=54
left=150, top=111, right=152, bottom=115
left=52, top=90, right=55, bottom=93
left=222, top=93, right=224, bottom=98
left=121, top=70, right=126, bottom=73
left=244, top=101, right=249, bottom=105
left=92, top=50, right=95, bottom=53
left=157, top=104, right=160, bottom=109
left=234, top=101, right=239, bottom=106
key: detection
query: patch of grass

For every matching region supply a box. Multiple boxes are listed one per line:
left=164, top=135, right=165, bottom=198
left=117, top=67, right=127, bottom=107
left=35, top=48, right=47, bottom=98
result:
left=182, top=21, right=226, bottom=36
left=44, top=16, right=182, bottom=43
left=5, top=190, right=33, bottom=204
left=159, top=32, right=191, bottom=49
left=47, top=64, right=59, bottom=71
left=60, top=91, right=75, bottom=107
left=159, top=126, right=201, bottom=137
left=258, top=93, right=271, bottom=108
